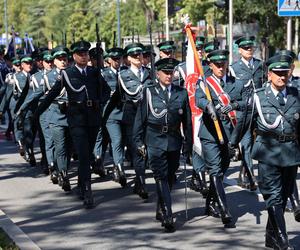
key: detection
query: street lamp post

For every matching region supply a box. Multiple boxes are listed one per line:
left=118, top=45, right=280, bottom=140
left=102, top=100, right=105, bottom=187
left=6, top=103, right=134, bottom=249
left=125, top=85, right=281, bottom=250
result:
left=228, top=0, right=233, bottom=64
left=116, top=0, right=121, bottom=47
left=4, top=0, right=9, bottom=49
left=165, top=0, right=170, bottom=40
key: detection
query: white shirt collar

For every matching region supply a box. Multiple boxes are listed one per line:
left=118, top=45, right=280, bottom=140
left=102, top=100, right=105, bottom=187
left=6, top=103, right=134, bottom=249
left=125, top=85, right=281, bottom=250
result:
left=241, top=57, right=254, bottom=67
left=159, top=83, right=172, bottom=92
left=270, top=85, right=287, bottom=98
left=130, top=66, right=143, bottom=78
left=75, top=64, right=87, bottom=74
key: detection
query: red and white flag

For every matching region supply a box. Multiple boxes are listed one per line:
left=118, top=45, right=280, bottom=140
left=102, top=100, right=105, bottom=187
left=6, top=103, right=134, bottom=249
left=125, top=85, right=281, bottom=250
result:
left=185, top=38, right=203, bottom=156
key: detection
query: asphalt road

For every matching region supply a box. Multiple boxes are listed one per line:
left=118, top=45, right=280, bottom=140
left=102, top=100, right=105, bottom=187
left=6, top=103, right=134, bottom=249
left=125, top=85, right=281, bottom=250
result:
left=0, top=127, right=300, bottom=250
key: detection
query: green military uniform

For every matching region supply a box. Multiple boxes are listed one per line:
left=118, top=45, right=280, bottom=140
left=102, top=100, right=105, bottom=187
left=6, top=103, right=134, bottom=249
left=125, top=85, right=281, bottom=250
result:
left=104, top=43, right=151, bottom=198
left=231, top=54, right=299, bottom=249
left=101, top=48, right=125, bottom=172
left=195, top=50, right=245, bottom=226
left=18, top=51, right=57, bottom=179
left=230, top=35, right=266, bottom=189
left=133, top=58, right=192, bottom=232
left=37, top=41, right=110, bottom=208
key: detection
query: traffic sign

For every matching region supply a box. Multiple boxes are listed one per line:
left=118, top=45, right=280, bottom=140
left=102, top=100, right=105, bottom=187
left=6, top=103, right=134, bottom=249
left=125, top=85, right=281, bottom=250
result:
left=278, top=0, right=300, bottom=16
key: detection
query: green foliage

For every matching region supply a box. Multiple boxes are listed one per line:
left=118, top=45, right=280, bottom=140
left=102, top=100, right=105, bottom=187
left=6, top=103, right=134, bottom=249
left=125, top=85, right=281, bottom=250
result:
left=0, top=0, right=292, bottom=50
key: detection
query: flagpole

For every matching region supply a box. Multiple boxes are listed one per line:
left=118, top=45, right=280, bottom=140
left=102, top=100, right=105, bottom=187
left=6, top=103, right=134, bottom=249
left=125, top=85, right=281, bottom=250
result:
left=12, top=26, right=16, bottom=57
left=182, top=15, right=224, bottom=145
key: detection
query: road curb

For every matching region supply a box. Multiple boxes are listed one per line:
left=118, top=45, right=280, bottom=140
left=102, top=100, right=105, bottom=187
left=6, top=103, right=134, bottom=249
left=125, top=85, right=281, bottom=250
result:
left=0, top=210, right=40, bottom=250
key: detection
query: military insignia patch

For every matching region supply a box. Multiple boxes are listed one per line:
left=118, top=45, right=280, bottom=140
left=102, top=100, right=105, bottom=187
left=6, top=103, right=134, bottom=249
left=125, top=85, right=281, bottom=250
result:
left=57, top=75, right=62, bottom=81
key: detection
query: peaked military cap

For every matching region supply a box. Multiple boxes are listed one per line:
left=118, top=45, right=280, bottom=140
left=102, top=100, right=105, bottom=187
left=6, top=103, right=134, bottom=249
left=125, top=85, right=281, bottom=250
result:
left=157, top=41, right=176, bottom=52
left=142, top=45, right=156, bottom=57
left=204, top=40, right=220, bottom=53
left=20, top=55, right=33, bottom=63
left=125, top=43, right=145, bottom=56
left=235, top=35, right=255, bottom=48
left=41, top=50, right=53, bottom=61
left=207, top=49, right=229, bottom=63
left=276, top=50, right=296, bottom=62
left=266, top=54, right=292, bottom=71
left=71, top=40, right=91, bottom=53
left=52, top=46, right=68, bottom=58
left=106, top=47, right=124, bottom=58
left=12, top=57, right=21, bottom=65
left=154, top=57, right=179, bottom=71
left=196, top=36, right=206, bottom=48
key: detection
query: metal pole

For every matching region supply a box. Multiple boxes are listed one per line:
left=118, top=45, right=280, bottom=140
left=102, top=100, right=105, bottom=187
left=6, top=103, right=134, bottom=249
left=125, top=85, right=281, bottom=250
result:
left=295, top=18, right=299, bottom=55
left=4, top=0, right=9, bottom=50
left=165, top=0, right=169, bottom=40
left=116, top=0, right=121, bottom=47
left=229, top=0, right=233, bottom=64
left=287, top=17, right=292, bottom=50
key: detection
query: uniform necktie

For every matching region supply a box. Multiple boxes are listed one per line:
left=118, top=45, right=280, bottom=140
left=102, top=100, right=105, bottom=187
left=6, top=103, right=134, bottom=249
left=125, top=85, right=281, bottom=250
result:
left=248, top=62, right=253, bottom=70
left=137, top=69, right=142, bottom=81
left=277, top=91, right=285, bottom=106
left=163, top=88, right=169, bottom=102
left=82, top=69, right=87, bottom=76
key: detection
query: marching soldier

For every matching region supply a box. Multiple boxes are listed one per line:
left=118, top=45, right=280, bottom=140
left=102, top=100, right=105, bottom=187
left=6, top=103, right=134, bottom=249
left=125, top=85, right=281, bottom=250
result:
left=0, top=57, right=22, bottom=141
left=37, top=46, right=72, bottom=191
left=231, top=54, right=299, bottom=249
left=36, top=40, right=110, bottom=208
left=104, top=43, right=151, bottom=199
left=133, top=58, right=192, bottom=232
left=276, top=50, right=300, bottom=223
left=17, top=50, right=57, bottom=180
left=157, top=41, right=176, bottom=59
left=174, top=36, right=209, bottom=196
left=0, top=55, right=35, bottom=165
left=195, top=50, right=244, bottom=226
left=89, top=47, right=108, bottom=177
left=101, top=47, right=125, bottom=180
left=230, top=35, right=265, bottom=190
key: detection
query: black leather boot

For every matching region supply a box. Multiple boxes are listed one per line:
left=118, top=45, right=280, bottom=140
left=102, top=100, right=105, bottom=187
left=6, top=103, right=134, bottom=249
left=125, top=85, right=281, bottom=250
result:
left=237, top=165, right=248, bottom=188
left=267, top=206, right=294, bottom=250
left=49, top=163, right=58, bottom=184
left=28, top=150, right=36, bottom=167
left=265, top=218, right=275, bottom=248
left=92, top=156, right=106, bottom=177
left=155, top=198, right=165, bottom=222
left=210, top=175, right=233, bottom=225
left=113, top=164, right=127, bottom=187
left=60, top=170, right=71, bottom=192
left=290, top=181, right=300, bottom=222
left=83, top=182, right=94, bottom=209
left=133, top=176, right=148, bottom=199
left=189, top=170, right=201, bottom=192
left=156, top=179, right=175, bottom=233
left=204, top=183, right=220, bottom=218
left=199, top=171, right=209, bottom=198
left=18, top=140, right=25, bottom=157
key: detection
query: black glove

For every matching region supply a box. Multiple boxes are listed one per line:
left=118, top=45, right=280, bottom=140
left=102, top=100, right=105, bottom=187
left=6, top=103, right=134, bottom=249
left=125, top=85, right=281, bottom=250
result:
left=221, top=102, right=238, bottom=114
left=206, top=101, right=217, bottom=120
left=0, top=112, right=2, bottom=120
left=137, top=145, right=147, bottom=159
